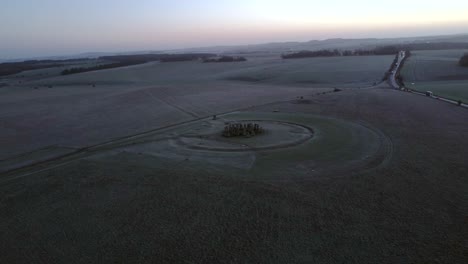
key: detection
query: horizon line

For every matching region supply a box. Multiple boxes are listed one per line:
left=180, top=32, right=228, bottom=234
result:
left=2, top=31, right=468, bottom=62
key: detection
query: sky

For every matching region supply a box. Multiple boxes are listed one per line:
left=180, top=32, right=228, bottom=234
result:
left=1, top=0, right=468, bottom=59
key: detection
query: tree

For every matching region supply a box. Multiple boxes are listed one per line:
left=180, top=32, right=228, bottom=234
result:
left=459, top=54, right=468, bottom=67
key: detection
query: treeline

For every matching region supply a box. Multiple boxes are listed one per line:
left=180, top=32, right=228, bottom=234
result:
left=382, top=54, right=401, bottom=81
left=395, top=51, right=411, bottom=86
left=397, top=42, right=468, bottom=51
left=460, top=54, right=468, bottom=67
left=345, top=46, right=401, bottom=56
left=61, top=53, right=216, bottom=75
left=160, top=53, right=215, bottom=62
left=203, top=56, right=247, bottom=63
left=282, top=46, right=401, bottom=59
left=100, top=53, right=214, bottom=63
left=99, top=54, right=164, bottom=63
left=282, top=42, right=468, bottom=60
left=384, top=50, right=411, bottom=85
left=61, top=62, right=138, bottom=75
left=0, top=59, right=89, bottom=77
left=282, top=49, right=342, bottom=59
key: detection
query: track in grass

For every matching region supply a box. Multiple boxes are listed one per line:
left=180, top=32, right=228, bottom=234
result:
left=85, top=111, right=393, bottom=183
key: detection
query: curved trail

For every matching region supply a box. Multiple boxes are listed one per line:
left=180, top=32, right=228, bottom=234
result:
left=269, top=119, right=394, bottom=183
left=177, top=120, right=315, bottom=152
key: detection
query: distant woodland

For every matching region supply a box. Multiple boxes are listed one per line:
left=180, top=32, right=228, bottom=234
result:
left=0, top=59, right=86, bottom=77
left=3, top=41, right=468, bottom=77
left=203, top=56, right=247, bottom=63
left=61, top=53, right=215, bottom=75
left=282, top=46, right=403, bottom=59
left=61, top=62, right=134, bottom=75
left=399, top=42, right=468, bottom=51
left=282, top=43, right=468, bottom=59
left=0, top=53, right=216, bottom=77
left=459, top=54, right=468, bottom=67
left=159, top=53, right=215, bottom=62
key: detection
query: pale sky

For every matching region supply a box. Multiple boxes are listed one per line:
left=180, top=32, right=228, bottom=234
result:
left=1, top=0, right=468, bottom=59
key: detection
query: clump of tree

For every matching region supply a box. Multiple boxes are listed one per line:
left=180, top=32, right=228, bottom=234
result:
left=341, top=50, right=353, bottom=56
left=160, top=53, right=215, bottom=62
left=100, top=53, right=214, bottom=63
left=282, top=49, right=342, bottom=59
left=397, top=42, right=468, bottom=51
left=203, top=56, right=247, bottom=63
left=382, top=49, right=411, bottom=83
left=61, top=62, right=137, bottom=75
left=373, top=46, right=400, bottom=55
left=382, top=53, right=401, bottom=81
left=1, top=61, right=64, bottom=77
left=282, top=46, right=402, bottom=59
left=62, top=53, right=216, bottom=75
left=0, top=58, right=97, bottom=77
left=459, top=54, right=468, bottom=67
left=352, top=49, right=376, bottom=56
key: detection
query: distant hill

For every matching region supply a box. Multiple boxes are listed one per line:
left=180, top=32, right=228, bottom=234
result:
left=0, top=51, right=165, bottom=63
left=176, top=34, right=468, bottom=54
left=2, top=33, right=468, bottom=63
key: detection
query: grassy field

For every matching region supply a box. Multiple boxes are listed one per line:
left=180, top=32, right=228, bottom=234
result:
left=407, top=80, right=468, bottom=102
left=401, top=49, right=468, bottom=101
left=6, top=60, right=108, bottom=82
left=0, top=82, right=329, bottom=160
left=1, top=52, right=467, bottom=263
left=78, top=111, right=386, bottom=182
left=0, top=53, right=391, bottom=159
left=1, top=88, right=467, bottom=263
left=24, top=54, right=393, bottom=88
left=222, top=55, right=393, bottom=87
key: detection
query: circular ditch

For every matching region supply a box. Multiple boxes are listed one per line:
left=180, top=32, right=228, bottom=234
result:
left=176, top=120, right=314, bottom=152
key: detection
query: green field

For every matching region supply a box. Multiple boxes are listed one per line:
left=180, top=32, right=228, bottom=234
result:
left=401, top=49, right=468, bottom=101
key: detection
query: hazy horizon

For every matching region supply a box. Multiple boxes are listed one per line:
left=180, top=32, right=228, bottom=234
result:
left=2, top=0, right=468, bottom=59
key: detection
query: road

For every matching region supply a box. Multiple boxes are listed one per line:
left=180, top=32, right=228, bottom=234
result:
left=388, top=51, right=468, bottom=108
left=407, top=89, right=468, bottom=108
left=388, top=51, right=406, bottom=89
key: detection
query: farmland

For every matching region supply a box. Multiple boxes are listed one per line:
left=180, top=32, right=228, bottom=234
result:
left=401, top=49, right=468, bottom=101
left=0, top=54, right=395, bottom=159
left=20, top=54, right=394, bottom=88
left=1, top=51, right=467, bottom=263
left=223, top=55, right=393, bottom=87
